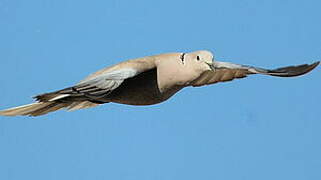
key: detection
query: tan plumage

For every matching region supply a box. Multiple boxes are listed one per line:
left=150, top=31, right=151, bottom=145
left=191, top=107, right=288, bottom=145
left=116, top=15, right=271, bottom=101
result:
left=0, top=50, right=319, bottom=116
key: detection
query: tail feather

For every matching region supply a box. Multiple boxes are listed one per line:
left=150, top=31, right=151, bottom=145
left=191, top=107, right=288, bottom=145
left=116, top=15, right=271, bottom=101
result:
left=28, top=102, right=71, bottom=116
left=1, top=88, right=102, bottom=117
left=67, top=101, right=99, bottom=111
left=0, top=101, right=99, bottom=117
left=18, top=103, right=52, bottom=116
left=0, top=102, right=59, bottom=116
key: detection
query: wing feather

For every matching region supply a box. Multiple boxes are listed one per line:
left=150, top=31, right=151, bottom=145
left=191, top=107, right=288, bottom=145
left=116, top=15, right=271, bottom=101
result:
left=192, top=61, right=319, bottom=87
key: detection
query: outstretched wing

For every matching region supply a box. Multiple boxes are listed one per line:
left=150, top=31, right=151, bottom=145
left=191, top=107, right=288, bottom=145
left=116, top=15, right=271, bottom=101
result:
left=35, top=68, right=139, bottom=102
left=34, top=55, right=159, bottom=103
left=191, top=61, right=320, bottom=87
left=0, top=56, right=159, bottom=116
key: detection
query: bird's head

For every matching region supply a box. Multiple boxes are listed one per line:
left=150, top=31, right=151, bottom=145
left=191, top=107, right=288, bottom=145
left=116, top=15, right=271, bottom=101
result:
left=155, top=50, right=216, bottom=90
left=183, top=50, right=215, bottom=72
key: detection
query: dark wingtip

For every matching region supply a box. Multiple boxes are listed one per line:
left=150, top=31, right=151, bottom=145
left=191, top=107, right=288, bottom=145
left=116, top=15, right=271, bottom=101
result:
left=267, top=61, right=320, bottom=77
left=311, top=61, right=320, bottom=69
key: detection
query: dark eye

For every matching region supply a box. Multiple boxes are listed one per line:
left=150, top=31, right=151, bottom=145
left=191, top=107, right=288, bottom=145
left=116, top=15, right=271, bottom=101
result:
left=197, top=56, right=200, bottom=61
left=180, top=53, right=186, bottom=64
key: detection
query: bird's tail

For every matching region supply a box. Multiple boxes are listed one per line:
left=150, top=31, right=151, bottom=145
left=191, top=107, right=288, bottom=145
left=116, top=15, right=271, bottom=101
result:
left=0, top=91, right=99, bottom=117
left=0, top=102, right=69, bottom=116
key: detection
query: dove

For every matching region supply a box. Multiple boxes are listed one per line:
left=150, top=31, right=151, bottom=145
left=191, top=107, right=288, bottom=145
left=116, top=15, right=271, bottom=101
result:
left=0, top=50, right=319, bottom=116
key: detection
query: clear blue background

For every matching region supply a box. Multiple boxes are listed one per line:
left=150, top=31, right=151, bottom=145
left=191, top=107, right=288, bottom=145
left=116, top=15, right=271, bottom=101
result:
left=0, top=0, right=320, bottom=179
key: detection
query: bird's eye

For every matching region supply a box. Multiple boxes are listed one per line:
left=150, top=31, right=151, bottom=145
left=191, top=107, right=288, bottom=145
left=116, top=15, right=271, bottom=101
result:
left=180, top=53, right=186, bottom=64
left=197, top=56, right=200, bottom=61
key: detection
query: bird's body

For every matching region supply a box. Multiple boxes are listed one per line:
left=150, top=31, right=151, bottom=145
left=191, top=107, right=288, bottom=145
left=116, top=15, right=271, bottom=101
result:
left=0, top=50, right=319, bottom=116
left=101, top=68, right=178, bottom=105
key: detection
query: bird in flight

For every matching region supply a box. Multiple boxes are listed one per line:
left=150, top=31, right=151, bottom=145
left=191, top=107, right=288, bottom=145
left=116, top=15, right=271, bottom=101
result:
left=0, top=50, right=319, bottom=116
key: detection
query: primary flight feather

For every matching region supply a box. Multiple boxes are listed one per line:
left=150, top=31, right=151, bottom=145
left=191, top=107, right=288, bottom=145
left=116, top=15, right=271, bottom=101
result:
left=0, top=50, right=319, bottom=116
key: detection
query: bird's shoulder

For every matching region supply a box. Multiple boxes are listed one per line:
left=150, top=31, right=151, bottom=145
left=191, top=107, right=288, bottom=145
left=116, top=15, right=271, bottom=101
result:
left=81, top=55, right=160, bottom=82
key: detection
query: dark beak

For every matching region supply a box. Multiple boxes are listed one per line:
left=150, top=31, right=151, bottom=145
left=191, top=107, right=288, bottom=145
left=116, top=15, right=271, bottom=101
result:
left=206, top=62, right=215, bottom=70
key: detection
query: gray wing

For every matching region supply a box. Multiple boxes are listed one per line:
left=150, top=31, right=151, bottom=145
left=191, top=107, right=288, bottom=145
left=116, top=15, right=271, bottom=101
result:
left=191, top=61, right=320, bottom=87
left=74, top=69, right=137, bottom=97
left=35, top=68, right=138, bottom=102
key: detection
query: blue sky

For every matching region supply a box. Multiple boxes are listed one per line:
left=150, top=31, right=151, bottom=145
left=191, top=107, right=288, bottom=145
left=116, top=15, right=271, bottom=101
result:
left=0, top=0, right=321, bottom=179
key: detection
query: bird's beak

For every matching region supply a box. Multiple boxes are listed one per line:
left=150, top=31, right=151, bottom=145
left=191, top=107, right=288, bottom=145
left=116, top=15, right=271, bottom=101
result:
left=206, top=62, right=215, bottom=70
